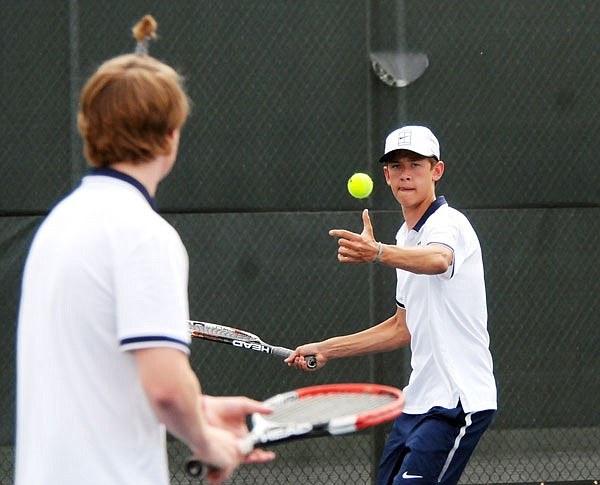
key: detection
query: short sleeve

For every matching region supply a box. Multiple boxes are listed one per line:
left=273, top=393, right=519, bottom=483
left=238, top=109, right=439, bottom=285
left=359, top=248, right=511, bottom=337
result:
left=115, top=220, right=190, bottom=354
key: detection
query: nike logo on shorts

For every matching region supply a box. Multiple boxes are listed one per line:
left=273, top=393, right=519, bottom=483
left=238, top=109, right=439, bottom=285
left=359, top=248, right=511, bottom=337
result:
left=402, top=471, right=424, bottom=479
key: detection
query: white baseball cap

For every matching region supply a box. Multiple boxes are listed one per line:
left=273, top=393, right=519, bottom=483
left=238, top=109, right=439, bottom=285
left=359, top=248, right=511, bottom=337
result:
left=378, top=125, right=440, bottom=163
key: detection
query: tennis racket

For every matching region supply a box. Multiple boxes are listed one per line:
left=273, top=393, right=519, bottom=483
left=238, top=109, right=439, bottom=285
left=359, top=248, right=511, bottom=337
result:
left=185, top=382, right=404, bottom=477
left=188, top=320, right=317, bottom=368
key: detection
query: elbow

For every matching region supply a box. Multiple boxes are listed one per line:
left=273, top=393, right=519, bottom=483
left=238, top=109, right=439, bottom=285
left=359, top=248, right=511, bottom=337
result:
left=145, top=382, right=184, bottom=414
left=433, top=257, right=451, bottom=274
left=421, top=255, right=450, bottom=275
left=428, top=246, right=453, bottom=275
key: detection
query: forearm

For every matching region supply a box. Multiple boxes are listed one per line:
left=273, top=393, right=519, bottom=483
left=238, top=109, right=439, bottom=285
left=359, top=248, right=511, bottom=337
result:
left=135, top=348, right=209, bottom=452
left=150, top=375, right=207, bottom=449
left=378, top=243, right=451, bottom=275
left=320, top=315, right=410, bottom=361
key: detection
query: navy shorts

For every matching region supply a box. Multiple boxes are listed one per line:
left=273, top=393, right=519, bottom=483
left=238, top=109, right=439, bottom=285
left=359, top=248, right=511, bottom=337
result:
left=377, top=402, right=495, bottom=485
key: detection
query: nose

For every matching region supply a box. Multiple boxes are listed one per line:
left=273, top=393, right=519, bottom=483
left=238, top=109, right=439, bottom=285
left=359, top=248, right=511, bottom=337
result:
left=399, top=168, right=411, bottom=181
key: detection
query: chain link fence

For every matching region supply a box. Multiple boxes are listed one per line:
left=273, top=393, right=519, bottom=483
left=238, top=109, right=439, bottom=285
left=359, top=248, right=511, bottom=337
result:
left=1, top=1, right=598, bottom=484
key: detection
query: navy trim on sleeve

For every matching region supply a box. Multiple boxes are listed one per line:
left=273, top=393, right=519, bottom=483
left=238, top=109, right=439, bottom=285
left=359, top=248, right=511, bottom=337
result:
left=428, top=241, right=456, bottom=278
left=89, top=168, right=156, bottom=211
left=120, top=336, right=189, bottom=348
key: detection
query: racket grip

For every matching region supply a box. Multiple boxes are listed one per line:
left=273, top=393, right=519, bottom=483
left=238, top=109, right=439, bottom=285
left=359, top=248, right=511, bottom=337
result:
left=273, top=346, right=317, bottom=369
left=305, top=355, right=317, bottom=369
left=185, top=458, right=224, bottom=478
left=184, top=437, right=254, bottom=477
left=184, top=457, right=204, bottom=477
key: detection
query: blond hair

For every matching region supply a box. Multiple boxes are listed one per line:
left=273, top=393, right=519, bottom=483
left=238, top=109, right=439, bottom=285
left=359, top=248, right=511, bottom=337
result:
left=77, top=15, right=190, bottom=167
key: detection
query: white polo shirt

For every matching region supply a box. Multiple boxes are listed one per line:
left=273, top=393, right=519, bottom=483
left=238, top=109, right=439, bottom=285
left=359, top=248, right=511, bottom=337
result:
left=16, top=169, right=191, bottom=485
left=395, top=196, right=497, bottom=414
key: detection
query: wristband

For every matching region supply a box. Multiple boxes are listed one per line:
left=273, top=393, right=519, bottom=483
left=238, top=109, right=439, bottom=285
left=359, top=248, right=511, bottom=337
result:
left=374, top=242, right=383, bottom=263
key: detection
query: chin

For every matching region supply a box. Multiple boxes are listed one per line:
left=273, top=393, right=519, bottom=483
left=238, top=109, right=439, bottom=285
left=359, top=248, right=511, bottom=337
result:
left=396, top=192, right=421, bottom=208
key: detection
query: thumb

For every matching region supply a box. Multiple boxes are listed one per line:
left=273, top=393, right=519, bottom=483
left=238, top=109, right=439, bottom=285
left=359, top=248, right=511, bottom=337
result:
left=362, top=209, right=375, bottom=240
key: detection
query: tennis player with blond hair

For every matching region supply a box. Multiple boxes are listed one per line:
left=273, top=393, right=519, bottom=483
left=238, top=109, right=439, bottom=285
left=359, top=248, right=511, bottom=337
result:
left=16, top=16, right=273, bottom=485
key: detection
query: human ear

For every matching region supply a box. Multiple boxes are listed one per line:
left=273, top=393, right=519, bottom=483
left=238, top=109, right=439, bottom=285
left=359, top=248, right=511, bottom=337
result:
left=432, top=160, right=444, bottom=181
left=383, top=165, right=392, bottom=186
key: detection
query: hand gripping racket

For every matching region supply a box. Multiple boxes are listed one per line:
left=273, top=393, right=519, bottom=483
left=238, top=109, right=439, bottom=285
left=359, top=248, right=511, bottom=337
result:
left=185, top=382, right=404, bottom=477
left=188, top=320, right=317, bottom=368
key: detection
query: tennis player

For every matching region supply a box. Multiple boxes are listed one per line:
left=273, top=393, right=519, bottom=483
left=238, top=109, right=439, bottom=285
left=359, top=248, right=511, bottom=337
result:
left=15, top=16, right=273, bottom=485
left=287, top=126, right=497, bottom=484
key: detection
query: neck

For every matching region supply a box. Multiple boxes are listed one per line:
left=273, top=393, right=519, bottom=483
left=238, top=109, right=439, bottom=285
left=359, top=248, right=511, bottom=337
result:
left=402, top=195, right=437, bottom=230
left=109, top=158, right=166, bottom=197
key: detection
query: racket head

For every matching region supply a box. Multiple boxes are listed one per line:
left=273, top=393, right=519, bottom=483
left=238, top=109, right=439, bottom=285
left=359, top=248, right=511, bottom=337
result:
left=184, top=383, right=404, bottom=477
left=252, top=383, right=404, bottom=436
left=188, top=320, right=261, bottom=344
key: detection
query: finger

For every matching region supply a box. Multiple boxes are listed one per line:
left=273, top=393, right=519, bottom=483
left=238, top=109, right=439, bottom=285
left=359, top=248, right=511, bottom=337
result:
left=238, top=398, right=273, bottom=415
left=294, top=355, right=309, bottom=370
left=284, top=350, right=297, bottom=365
left=286, top=354, right=301, bottom=368
left=329, top=229, right=359, bottom=240
left=339, top=246, right=365, bottom=262
left=204, top=466, right=233, bottom=484
left=244, top=449, right=276, bottom=464
left=298, top=356, right=311, bottom=371
left=362, top=209, right=375, bottom=239
left=215, top=396, right=273, bottom=416
left=338, top=245, right=360, bottom=260
left=285, top=353, right=304, bottom=368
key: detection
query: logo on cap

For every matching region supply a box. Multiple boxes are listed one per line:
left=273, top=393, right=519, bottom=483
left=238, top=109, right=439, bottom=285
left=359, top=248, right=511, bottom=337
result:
left=397, top=131, right=412, bottom=147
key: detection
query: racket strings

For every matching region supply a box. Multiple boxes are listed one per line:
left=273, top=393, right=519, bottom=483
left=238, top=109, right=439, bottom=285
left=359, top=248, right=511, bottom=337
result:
left=268, top=393, right=396, bottom=424
left=189, top=322, right=253, bottom=342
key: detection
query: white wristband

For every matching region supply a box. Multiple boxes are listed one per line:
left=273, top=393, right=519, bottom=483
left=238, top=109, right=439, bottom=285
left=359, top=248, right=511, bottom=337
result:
left=374, top=242, right=383, bottom=263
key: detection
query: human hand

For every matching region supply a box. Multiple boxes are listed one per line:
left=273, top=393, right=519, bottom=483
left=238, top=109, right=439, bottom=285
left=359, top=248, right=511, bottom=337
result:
left=190, top=424, right=243, bottom=484
left=329, top=209, right=379, bottom=263
left=201, top=395, right=276, bottom=465
left=285, top=343, right=325, bottom=371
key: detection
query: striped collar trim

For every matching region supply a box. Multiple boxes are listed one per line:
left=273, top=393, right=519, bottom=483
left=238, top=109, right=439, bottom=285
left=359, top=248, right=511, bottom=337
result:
left=88, top=168, right=156, bottom=211
left=413, top=196, right=447, bottom=232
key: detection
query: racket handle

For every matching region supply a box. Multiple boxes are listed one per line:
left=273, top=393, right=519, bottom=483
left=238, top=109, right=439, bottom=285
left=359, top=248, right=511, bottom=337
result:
left=185, top=458, right=223, bottom=478
left=184, top=457, right=204, bottom=477
left=184, top=436, right=254, bottom=477
left=305, top=355, right=317, bottom=369
left=273, top=346, right=318, bottom=369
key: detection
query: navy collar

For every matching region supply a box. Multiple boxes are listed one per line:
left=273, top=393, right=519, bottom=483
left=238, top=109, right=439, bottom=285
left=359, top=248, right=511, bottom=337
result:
left=88, top=168, right=156, bottom=211
left=412, top=196, right=447, bottom=232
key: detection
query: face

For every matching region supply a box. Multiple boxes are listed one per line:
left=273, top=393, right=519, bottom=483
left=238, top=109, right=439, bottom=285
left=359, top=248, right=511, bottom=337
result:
left=383, top=151, right=444, bottom=210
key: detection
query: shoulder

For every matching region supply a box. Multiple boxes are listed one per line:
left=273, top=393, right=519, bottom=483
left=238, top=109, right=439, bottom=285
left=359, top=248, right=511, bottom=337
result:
left=95, top=189, right=185, bottom=256
left=429, top=204, right=475, bottom=231
left=435, top=203, right=464, bottom=220
left=422, top=204, right=481, bottom=250
left=125, top=211, right=184, bottom=254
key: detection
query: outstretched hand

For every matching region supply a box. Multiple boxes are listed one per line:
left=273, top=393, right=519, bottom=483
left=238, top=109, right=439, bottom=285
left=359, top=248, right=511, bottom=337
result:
left=329, top=209, right=379, bottom=263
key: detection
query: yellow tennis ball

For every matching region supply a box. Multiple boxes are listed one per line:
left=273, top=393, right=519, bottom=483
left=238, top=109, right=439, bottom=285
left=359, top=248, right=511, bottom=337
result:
left=347, top=172, right=373, bottom=199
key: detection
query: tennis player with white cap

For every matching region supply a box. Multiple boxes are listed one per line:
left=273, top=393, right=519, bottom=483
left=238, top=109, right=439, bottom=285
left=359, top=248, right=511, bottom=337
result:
left=287, top=125, right=497, bottom=484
